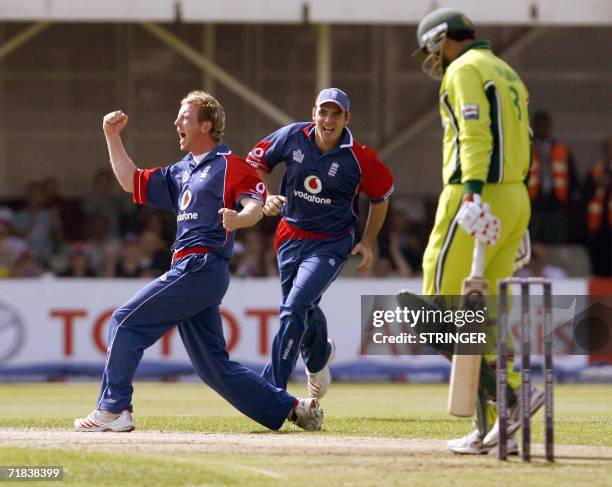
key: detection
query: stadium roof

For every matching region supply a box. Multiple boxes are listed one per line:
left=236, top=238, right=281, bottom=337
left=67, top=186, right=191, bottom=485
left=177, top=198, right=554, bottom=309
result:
left=0, top=0, right=611, bottom=25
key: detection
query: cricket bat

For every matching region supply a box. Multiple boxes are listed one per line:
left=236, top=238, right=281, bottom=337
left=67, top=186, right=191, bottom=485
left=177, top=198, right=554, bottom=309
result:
left=448, top=235, right=488, bottom=417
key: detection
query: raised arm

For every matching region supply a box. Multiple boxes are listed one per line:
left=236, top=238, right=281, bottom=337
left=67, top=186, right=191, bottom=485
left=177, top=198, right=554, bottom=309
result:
left=103, top=110, right=137, bottom=193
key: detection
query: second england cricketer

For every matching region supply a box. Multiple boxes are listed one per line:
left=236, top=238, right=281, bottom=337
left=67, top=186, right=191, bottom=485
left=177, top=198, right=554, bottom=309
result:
left=246, top=88, right=394, bottom=401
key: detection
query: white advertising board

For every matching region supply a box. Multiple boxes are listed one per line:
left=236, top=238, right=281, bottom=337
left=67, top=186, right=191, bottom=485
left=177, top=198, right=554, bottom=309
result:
left=0, top=277, right=589, bottom=379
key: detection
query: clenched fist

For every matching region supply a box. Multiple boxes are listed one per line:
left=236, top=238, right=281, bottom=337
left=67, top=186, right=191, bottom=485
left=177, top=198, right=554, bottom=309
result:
left=103, top=111, right=129, bottom=136
left=218, top=208, right=240, bottom=232
left=263, top=195, right=286, bottom=217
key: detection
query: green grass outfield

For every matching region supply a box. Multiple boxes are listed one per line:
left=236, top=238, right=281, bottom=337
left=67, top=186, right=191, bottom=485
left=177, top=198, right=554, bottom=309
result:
left=1, top=382, right=611, bottom=486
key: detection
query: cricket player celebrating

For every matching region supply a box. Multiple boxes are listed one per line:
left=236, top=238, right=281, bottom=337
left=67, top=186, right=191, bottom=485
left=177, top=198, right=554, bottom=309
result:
left=246, top=88, right=394, bottom=399
left=410, top=8, right=543, bottom=454
left=74, top=91, right=323, bottom=433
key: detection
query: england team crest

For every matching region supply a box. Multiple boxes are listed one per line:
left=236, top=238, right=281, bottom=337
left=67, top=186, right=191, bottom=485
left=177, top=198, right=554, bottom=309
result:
left=293, top=149, right=305, bottom=163
left=200, top=165, right=211, bottom=180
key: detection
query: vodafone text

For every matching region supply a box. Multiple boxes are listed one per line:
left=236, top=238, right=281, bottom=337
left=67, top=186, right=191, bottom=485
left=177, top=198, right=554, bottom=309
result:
left=177, top=212, right=199, bottom=222
left=293, top=189, right=331, bottom=205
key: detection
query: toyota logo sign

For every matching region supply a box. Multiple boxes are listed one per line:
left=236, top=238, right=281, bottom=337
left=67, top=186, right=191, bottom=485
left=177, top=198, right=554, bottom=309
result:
left=0, top=302, right=25, bottom=362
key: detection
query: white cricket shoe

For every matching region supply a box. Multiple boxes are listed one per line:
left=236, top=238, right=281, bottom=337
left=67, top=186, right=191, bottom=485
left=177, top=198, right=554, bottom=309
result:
left=482, top=385, right=545, bottom=447
left=305, top=339, right=336, bottom=399
left=448, top=429, right=519, bottom=455
left=289, top=398, right=324, bottom=431
left=447, top=429, right=490, bottom=454
left=74, top=409, right=135, bottom=432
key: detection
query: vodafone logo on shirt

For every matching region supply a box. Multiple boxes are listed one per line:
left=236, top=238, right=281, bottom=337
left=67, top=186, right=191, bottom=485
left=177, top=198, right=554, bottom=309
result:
left=179, top=189, right=193, bottom=210
left=294, top=175, right=331, bottom=205
left=304, top=175, right=322, bottom=194
left=177, top=189, right=199, bottom=222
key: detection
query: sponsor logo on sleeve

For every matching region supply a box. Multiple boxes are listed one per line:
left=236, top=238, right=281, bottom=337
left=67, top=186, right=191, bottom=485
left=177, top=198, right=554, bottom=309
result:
left=249, top=193, right=264, bottom=204
left=246, top=147, right=265, bottom=168
left=462, top=104, right=480, bottom=120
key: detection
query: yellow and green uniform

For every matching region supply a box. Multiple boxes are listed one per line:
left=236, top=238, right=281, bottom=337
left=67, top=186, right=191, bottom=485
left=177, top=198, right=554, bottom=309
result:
left=422, top=40, right=532, bottom=402
left=423, top=40, right=531, bottom=297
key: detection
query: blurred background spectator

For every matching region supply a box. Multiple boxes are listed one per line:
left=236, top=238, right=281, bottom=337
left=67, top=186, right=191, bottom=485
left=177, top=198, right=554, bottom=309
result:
left=12, top=181, right=63, bottom=265
left=0, top=207, right=29, bottom=278
left=10, top=249, right=45, bottom=278
left=584, top=136, right=612, bottom=277
left=82, top=168, right=135, bottom=239
left=43, top=176, right=85, bottom=242
left=378, top=207, right=424, bottom=277
left=139, top=228, right=172, bottom=278
left=114, top=234, right=147, bottom=278
left=85, top=213, right=121, bottom=277
left=233, top=227, right=277, bottom=278
left=57, top=242, right=97, bottom=278
left=528, top=111, right=583, bottom=245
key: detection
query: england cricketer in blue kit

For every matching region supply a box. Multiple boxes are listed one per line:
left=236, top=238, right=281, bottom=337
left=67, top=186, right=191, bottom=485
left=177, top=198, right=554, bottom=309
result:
left=247, top=88, right=394, bottom=398
left=74, top=91, right=323, bottom=433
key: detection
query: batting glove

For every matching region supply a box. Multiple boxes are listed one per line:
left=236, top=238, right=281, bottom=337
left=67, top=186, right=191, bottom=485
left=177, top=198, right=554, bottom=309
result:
left=456, top=194, right=500, bottom=245
left=514, top=230, right=531, bottom=271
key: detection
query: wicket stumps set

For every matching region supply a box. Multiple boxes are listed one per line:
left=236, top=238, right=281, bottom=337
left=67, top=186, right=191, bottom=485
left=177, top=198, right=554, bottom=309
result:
left=497, top=278, right=554, bottom=462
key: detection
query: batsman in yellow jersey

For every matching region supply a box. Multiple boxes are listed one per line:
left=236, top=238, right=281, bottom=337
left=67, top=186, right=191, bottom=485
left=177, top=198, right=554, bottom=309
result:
left=411, top=7, right=544, bottom=455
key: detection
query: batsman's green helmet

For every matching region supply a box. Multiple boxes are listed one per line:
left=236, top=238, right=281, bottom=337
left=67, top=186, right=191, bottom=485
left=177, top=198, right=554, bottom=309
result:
left=412, top=7, right=475, bottom=62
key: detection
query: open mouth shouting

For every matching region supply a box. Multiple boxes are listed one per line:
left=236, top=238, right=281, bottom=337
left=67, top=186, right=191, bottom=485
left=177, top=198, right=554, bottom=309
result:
left=178, top=130, right=187, bottom=146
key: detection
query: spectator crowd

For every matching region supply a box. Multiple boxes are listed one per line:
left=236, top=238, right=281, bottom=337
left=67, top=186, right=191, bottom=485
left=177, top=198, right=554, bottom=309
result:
left=0, top=117, right=610, bottom=279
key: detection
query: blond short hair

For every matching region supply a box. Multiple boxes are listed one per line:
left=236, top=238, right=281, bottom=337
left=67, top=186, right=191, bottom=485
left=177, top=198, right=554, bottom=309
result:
left=181, top=90, right=225, bottom=142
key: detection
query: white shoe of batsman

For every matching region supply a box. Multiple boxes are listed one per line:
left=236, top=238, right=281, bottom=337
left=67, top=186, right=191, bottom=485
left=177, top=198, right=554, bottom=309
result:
left=457, top=199, right=500, bottom=245
left=447, top=429, right=519, bottom=455
left=289, top=398, right=324, bottom=431
left=447, top=429, right=490, bottom=454
left=306, top=339, right=336, bottom=399
left=74, top=409, right=135, bottom=432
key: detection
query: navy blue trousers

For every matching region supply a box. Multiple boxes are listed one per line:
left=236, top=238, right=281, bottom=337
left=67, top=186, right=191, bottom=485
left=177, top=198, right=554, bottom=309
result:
left=262, top=232, right=353, bottom=389
left=96, top=253, right=294, bottom=430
